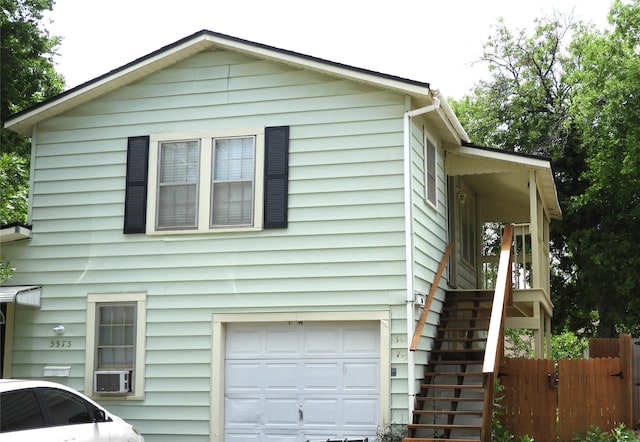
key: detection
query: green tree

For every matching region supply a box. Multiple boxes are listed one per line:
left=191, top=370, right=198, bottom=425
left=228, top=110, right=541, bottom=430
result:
left=1, top=0, right=64, bottom=282
left=451, top=13, right=590, bottom=332
left=566, top=0, right=640, bottom=337
left=1, top=0, right=64, bottom=156
left=550, top=331, right=588, bottom=359
left=452, top=2, right=640, bottom=337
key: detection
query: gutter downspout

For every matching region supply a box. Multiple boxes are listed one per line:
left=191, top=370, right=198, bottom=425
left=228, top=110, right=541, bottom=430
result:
left=403, top=95, right=441, bottom=419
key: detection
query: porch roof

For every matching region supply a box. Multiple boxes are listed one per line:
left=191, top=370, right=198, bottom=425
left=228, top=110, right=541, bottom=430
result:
left=446, top=143, right=562, bottom=220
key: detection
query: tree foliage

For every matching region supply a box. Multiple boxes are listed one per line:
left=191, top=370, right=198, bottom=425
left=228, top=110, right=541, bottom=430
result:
left=452, top=0, right=640, bottom=337
left=1, top=0, right=64, bottom=283
left=1, top=0, right=63, bottom=220
left=1, top=0, right=64, bottom=153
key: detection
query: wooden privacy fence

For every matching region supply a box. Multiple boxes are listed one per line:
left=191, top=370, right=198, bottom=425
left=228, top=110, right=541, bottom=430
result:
left=499, top=334, right=633, bottom=442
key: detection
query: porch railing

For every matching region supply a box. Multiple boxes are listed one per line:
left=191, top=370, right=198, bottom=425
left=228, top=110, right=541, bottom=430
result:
left=409, top=243, right=453, bottom=351
left=480, top=224, right=514, bottom=442
left=480, top=223, right=532, bottom=290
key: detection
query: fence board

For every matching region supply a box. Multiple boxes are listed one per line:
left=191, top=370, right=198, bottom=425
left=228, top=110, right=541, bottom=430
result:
left=619, top=334, right=633, bottom=426
left=500, top=358, right=557, bottom=441
left=557, top=357, right=624, bottom=441
left=589, top=338, right=619, bottom=358
left=633, top=338, right=640, bottom=429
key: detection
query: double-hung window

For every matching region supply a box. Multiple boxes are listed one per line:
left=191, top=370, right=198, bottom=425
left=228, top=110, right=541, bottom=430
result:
left=157, top=140, right=200, bottom=229
left=123, top=126, right=289, bottom=234
left=156, top=135, right=257, bottom=230
left=150, top=130, right=263, bottom=233
left=211, top=136, right=256, bottom=226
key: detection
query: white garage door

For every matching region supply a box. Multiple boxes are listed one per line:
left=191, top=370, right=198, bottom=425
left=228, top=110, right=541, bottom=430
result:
left=224, top=321, right=380, bottom=441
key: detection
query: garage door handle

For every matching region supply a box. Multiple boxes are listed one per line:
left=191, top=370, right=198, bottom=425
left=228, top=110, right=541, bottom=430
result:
left=298, top=407, right=303, bottom=422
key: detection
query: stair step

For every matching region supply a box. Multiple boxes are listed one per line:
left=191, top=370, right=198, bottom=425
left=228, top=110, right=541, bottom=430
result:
left=430, top=360, right=483, bottom=365
left=440, top=316, right=491, bottom=326
left=402, top=439, right=480, bottom=442
left=443, top=305, right=491, bottom=311
left=413, top=409, right=483, bottom=416
left=425, top=382, right=483, bottom=388
left=434, top=341, right=486, bottom=346
left=432, top=348, right=485, bottom=353
left=432, top=351, right=485, bottom=362
left=437, top=326, right=488, bottom=332
left=442, top=316, right=490, bottom=321
left=417, top=396, right=484, bottom=402
left=408, top=423, right=482, bottom=430
left=446, top=295, right=493, bottom=301
left=425, top=371, right=484, bottom=377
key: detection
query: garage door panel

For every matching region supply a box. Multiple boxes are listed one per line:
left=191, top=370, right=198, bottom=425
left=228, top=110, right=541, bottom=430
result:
left=343, top=399, right=379, bottom=426
left=264, top=398, right=299, bottom=426
left=226, top=329, right=263, bottom=358
left=303, top=327, right=341, bottom=356
left=302, top=362, right=341, bottom=391
left=343, top=362, right=379, bottom=391
left=265, top=328, right=301, bottom=357
left=265, top=433, right=299, bottom=440
left=344, top=326, right=379, bottom=356
left=225, top=398, right=261, bottom=425
left=303, top=398, right=340, bottom=427
left=264, top=362, right=300, bottom=391
left=226, top=362, right=262, bottom=391
left=226, top=432, right=261, bottom=441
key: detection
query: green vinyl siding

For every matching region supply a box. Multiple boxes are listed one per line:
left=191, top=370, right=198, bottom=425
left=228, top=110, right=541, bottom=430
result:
left=2, top=49, right=451, bottom=440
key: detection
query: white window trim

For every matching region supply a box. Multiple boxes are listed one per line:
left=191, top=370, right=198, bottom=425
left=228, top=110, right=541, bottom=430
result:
left=84, top=292, right=146, bottom=400
left=147, top=128, right=265, bottom=234
left=424, top=132, right=438, bottom=209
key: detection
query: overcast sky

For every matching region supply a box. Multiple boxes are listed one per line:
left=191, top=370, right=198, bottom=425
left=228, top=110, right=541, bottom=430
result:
left=45, top=0, right=613, bottom=99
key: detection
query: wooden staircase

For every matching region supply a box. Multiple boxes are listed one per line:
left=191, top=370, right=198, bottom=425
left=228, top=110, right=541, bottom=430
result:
left=404, top=290, right=493, bottom=442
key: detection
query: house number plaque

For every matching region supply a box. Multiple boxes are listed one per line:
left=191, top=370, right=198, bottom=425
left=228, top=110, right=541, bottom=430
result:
left=50, top=340, right=72, bottom=348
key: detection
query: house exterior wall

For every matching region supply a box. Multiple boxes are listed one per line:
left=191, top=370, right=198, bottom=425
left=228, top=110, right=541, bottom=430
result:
left=1, top=50, right=453, bottom=440
left=402, top=119, right=451, bottom=423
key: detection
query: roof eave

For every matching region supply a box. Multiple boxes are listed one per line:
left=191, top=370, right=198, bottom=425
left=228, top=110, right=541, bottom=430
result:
left=0, top=224, right=32, bottom=243
left=4, top=30, right=434, bottom=136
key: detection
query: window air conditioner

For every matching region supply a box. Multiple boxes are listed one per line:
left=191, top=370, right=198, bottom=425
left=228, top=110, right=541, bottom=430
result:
left=94, top=370, right=131, bottom=394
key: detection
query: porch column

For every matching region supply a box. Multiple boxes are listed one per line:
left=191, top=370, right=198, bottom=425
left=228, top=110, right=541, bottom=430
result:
left=529, top=170, right=541, bottom=289
left=533, top=301, right=543, bottom=358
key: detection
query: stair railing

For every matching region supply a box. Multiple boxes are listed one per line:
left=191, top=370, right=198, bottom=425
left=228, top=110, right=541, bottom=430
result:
left=409, top=243, right=453, bottom=352
left=480, top=224, right=514, bottom=442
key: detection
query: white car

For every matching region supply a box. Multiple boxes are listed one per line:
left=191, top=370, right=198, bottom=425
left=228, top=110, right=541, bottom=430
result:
left=0, top=379, right=144, bottom=441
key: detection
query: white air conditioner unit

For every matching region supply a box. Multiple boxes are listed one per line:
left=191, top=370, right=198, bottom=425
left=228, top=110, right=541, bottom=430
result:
left=94, top=370, right=131, bottom=394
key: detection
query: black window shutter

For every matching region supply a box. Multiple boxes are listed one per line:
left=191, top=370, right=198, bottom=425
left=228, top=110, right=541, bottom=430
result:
left=263, top=126, right=289, bottom=229
left=123, top=136, right=150, bottom=234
